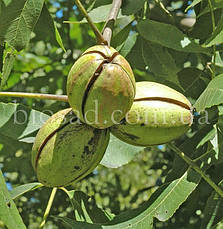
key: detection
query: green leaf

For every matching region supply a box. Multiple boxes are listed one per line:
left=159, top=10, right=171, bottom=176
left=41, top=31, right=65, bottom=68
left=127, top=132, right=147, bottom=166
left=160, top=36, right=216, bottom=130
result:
left=125, top=36, right=146, bottom=70
left=189, top=8, right=222, bottom=40
left=2, top=0, right=13, bottom=6
left=196, top=127, right=216, bottom=149
left=205, top=124, right=223, bottom=164
left=10, top=182, right=42, bottom=200
left=57, top=170, right=200, bottom=228
left=33, top=4, right=57, bottom=45
left=54, top=22, right=66, bottom=52
left=194, top=74, right=223, bottom=112
left=122, top=0, right=146, bottom=15
left=33, top=4, right=65, bottom=49
left=185, top=0, right=202, bottom=11
left=81, top=4, right=124, bottom=23
left=178, top=67, right=208, bottom=99
left=205, top=12, right=223, bottom=47
left=63, top=190, right=113, bottom=224
left=0, top=169, right=26, bottom=229
left=199, top=1, right=223, bottom=16
left=142, top=169, right=200, bottom=222
left=100, top=134, right=143, bottom=168
left=0, top=102, right=49, bottom=141
left=215, top=221, right=223, bottom=229
left=165, top=123, right=214, bottom=182
left=119, top=32, right=137, bottom=57
left=216, top=115, right=223, bottom=161
left=215, top=52, right=223, bottom=67
left=0, top=0, right=44, bottom=51
left=0, top=52, right=15, bottom=89
left=137, top=20, right=210, bottom=54
left=112, top=23, right=132, bottom=50
left=142, top=41, right=180, bottom=84
left=200, top=182, right=223, bottom=229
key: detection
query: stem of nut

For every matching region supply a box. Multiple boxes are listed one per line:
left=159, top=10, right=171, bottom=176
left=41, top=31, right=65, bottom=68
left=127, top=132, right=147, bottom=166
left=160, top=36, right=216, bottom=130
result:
left=74, top=0, right=107, bottom=44
left=40, top=187, right=57, bottom=228
left=102, top=0, right=122, bottom=46
left=0, top=92, right=68, bottom=102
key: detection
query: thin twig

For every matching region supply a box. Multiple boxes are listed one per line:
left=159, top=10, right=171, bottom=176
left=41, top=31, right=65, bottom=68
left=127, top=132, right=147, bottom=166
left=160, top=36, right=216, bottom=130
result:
left=168, top=143, right=223, bottom=199
left=102, top=0, right=122, bottom=46
left=75, top=0, right=106, bottom=44
left=0, top=92, right=68, bottom=102
left=40, top=187, right=57, bottom=229
left=193, top=148, right=214, bottom=162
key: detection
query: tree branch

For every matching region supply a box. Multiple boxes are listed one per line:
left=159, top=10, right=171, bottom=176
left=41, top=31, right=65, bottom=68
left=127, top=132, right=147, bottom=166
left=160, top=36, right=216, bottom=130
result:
left=0, top=92, right=68, bottom=102
left=102, top=0, right=122, bottom=46
left=75, top=0, right=107, bottom=44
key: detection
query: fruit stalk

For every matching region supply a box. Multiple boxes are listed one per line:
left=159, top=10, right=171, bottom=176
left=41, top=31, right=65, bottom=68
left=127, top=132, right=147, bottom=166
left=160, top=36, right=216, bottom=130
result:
left=102, top=0, right=122, bottom=46
left=0, top=92, right=68, bottom=102
left=40, top=187, right=57, bottom=228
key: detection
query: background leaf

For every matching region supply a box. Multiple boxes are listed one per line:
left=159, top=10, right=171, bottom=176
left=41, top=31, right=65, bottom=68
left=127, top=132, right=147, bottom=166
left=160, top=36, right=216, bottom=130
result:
left=64, top=190, right=113, bottom=224
left=137, top=20, right=210, bottom=54
left=0, top=0, right=44, bottom=51
left=142, top=41, right=180, bottom=84
left=0, top=52, right=15, bottom=89
left=81, top=4, right=125, bottom=23
left=0, top=169, right=26, bottom=229
left=185, top=0, right=202, bottom=11
left=56, top=169, right=200, bottom=228
left=100, top=134, right=143, bottom=168
left=194, top=74, right=223, bottom=112
left=121, top=0, right=146, bottom=15
left=10, top=183, right=42, bottom=200
left=200, top=182, right=223, bottom=229
left=0, top=102, right=49, bottom=141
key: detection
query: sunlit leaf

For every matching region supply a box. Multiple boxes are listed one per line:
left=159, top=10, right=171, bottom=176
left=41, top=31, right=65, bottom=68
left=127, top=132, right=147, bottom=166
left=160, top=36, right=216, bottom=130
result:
left=101, top=134, right=143, bottom=168
left=0, top=102, right=49, bottom=141
left=10, top=182, right=42, bottom=200
left=0, top=0, right=44, bottom=51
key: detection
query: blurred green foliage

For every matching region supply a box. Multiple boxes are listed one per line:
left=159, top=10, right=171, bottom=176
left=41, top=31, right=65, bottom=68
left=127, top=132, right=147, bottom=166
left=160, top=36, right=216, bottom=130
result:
left=1, top=0, right=223, bottom=228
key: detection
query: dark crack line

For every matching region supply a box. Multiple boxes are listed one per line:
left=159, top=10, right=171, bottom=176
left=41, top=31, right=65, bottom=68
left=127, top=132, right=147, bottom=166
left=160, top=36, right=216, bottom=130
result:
left=81, top=51, right=120, bottom=119
left=134, top=97, right=191, bottom=110
left=35, top=117, right=78, bottom=169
